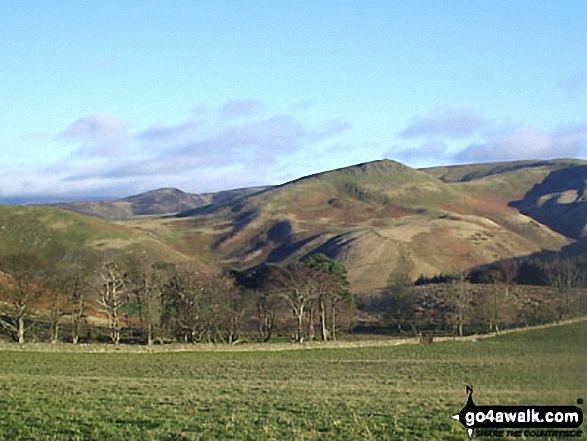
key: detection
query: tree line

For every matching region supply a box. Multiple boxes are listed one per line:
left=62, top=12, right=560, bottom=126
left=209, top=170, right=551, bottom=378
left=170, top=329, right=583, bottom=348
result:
left=2, top=244, right=585, bottom=344
left=378, top=252, right=587, bottom=337
left=0, top=250, right=353, bottom=345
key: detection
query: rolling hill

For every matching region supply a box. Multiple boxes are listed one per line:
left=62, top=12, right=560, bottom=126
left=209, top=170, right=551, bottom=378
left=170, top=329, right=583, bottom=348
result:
left=0, top=205, right=193, bottom=266
left=146, top=159, right=579, bottom=291
left=53, top=186, right=269, bottom=220
left=12, top=157, right=587, bottom=293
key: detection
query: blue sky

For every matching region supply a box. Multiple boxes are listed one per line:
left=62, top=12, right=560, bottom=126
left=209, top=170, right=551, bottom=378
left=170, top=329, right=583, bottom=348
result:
left=1, top=1, right=586, bottom=203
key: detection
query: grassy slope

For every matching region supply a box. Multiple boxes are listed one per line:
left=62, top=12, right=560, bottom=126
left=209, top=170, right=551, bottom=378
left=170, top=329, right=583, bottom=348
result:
left=422, top=158, right=587, bottom=183
left=0, top=205, right=191, bottom=265
left=13, top=159, right=579, bottom=292
left=54, top=187, right=271, bottom=220
left=142, top=160, right=570, bottom=291
left=0, top=321, right=584, bottom=440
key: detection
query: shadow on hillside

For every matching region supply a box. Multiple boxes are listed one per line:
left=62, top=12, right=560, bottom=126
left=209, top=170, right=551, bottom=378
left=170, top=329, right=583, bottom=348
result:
left=509, top=165, right=587, bottom=239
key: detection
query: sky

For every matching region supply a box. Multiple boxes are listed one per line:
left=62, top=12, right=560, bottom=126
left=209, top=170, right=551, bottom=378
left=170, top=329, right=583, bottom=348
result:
left=1, top=1, right=587, bottom=203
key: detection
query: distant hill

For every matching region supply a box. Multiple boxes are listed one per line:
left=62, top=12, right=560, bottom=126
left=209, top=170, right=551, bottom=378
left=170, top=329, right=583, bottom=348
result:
left=422, top=158, right=586, bottom=182
left=160, top=159, right=573, bottom=291
left=0, top=205, right=192, bottom=265
left=52, top=186, right=270, bottom=220
left=14, top=158, right=587, bottom=293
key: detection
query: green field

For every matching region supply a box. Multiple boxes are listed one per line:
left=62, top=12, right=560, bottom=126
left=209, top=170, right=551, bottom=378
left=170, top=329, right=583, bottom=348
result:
left=0, top=323, right=585, bottom=440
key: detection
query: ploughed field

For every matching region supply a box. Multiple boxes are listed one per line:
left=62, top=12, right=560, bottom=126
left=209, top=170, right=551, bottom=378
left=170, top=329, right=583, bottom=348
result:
left=0, top=322, right=585, bottom=440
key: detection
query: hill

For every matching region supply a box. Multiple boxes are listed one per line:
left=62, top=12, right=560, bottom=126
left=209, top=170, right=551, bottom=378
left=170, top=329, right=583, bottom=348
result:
left=52, top=186, right=269, bottom=220
left=149, top=159, right=572, bottom=291
left=422, top=158, right=586, bottom=182
left=20, top=158, right=587, bottom=292
left=509, top=163, right=587, bottom=239
left=0, top=205, right=193, bottom=266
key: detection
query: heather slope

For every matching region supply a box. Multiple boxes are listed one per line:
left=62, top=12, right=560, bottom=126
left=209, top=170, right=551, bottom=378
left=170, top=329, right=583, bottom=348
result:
left=13, top=158, right=584, bottom=292
left=164, top=160, right=570, bottom=291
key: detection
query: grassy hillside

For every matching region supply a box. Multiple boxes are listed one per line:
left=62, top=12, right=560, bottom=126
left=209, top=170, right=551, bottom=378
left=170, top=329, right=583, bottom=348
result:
left=150, top=160, right=571, bottom=291
left=422, top=158, right=587, bottom=183
left=12, top=158, right=586, bottom=292
left=510, top=164, right=587, bottom=238
left=0, top=321, right=584, bottom=439
left=0, top=205, right=192, bottom=265
left=53, top=187, right=269, bottom=220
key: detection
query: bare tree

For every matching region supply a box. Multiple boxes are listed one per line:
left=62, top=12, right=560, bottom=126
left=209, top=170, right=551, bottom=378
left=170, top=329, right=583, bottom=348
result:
left=98, top=260, right=127, bottom=344
left=66, top=253, right=98, bottom=344
left=256, top=287, right=280, bottom=342
left=124, top=256, right=168, bottom=346
left=217, top=274, right=247, bottom=344
left=70, top=271, right=86, bottom=344
left=133, top=268, right=160, bottom=346
left=273, top=262, right=321, bottom=343
left=44, top=285, right=69, bottom=344
left=546, top=258, right=584, bottom=320
left=0, top=253, right=44, bottom=344
left=382, top=247, right=416, bottom=334
left=240, top=266, right=284, bottom=343
left=43, top=252, right=96, bottom=344
left=448, top=275, right=473, bottom=337
left=477, top=268, right=516, bottom=332
left=161, top=264, right=207, bottom=343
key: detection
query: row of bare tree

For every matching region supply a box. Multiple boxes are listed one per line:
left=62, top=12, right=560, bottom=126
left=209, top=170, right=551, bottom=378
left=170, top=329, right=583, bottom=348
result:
left=380, top=250, right=587, bottom=337
left=0, top=250, right=353, bottom=345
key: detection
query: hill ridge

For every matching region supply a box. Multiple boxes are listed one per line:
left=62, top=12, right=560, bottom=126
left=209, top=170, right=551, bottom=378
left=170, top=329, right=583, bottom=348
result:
left=5, top=157, right=586, bottom=292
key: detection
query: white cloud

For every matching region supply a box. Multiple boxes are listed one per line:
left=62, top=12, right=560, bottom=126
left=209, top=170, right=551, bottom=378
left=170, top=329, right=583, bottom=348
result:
left=454, top=126, right=587, bottom=163
left=57, top=113, right=131, bottom=158
left=2, top=103, right=350, bottom=202
left=400, top=107, right=486, bottom=139
left=394, top=107, right=587, bottom=166
left=388, top=140, right=449, bottom=164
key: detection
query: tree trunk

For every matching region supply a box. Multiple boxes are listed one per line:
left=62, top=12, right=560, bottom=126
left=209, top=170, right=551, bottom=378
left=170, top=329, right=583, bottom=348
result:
left=262, top=309, right=274, bottom=343
left=320, top=299, right=328, bottom=341
left=308, top=306, right=315, bottom=341
left=72, top=311, right=82, bottom=344
left=17, top=317, right=25, bottom=344
left=147, top=322, right=154, bottom=346
left=296, top=306, right=304, bottom=343
left=72, top=288, right=83, bottom=344
left=51, top=321, right=59, bottom=344
left=331, top=303, right=336, bottom=340
left=111, top=309, right=120, bottom=344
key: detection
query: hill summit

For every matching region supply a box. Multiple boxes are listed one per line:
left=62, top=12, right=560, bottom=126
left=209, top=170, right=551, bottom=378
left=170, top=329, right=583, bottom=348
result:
left=25, top=157, right=587, bottom=292
left=163, top=159, right=576, bottom=290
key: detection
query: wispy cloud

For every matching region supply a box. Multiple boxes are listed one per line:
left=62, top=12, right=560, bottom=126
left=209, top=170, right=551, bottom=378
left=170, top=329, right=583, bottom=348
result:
left=392, top=106, right=587, bottom=166
left=1, top=101, right=350, bottom=202
left=57, top=113, right=130, bottom=158
left=218, top=99, right=262, bottom=120
left=454, top=125, right=587, bottom=163
left=400, top=107, right=486, bottom=139
left=388, top=140, right=449, bottom=164
left=74, top=115, right=350, bottom=180
left=58, top=113, right=128, bottom=140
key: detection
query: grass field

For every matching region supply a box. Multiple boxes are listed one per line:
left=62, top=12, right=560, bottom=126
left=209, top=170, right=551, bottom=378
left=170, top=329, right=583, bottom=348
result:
left=0, top=322, right=585, bottom=440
